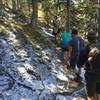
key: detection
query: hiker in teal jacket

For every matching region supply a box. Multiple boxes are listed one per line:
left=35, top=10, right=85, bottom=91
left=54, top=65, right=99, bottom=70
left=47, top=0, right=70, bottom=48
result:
left=60, top=27, right=71, bottom=61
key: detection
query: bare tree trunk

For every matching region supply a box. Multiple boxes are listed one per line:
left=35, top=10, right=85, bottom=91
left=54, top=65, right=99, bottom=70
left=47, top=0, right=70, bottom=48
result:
left=31, top=0, right=38, bottom=28
left=66, top=0, right=70, bottom=32
left=4, top=0, right=8, bottom=7
left=28, top=0, right=31, bottom=16
left=0, top=0, right=3, bottom=9
left=98, top=0, right=100, bottom=42
left=17, top=0, right=21, bottom=11
left=0, top=0, right=3, bottom=4
left=90, top=0, right=100, bottom=41
left=12, top=0, right=17, bottom=11
left=0, top=0, right=5, bottom=11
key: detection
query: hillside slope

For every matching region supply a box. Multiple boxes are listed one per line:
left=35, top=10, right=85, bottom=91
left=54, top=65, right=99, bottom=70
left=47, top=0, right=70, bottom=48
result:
left=0, top=9, right=86, bottom=100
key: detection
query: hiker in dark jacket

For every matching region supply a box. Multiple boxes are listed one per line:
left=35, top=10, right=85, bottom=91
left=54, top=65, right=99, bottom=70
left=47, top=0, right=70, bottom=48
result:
left=78, top=31, right=100, bottom=100
left=68, top=29, right=84, bottom=70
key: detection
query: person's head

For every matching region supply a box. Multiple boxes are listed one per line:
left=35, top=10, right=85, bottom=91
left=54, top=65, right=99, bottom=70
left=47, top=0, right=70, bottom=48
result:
left=61, top=27, right=66, bottom=33
left=72, top=28, right=78, bottom=36
left=87, top=31, right=97, bottom=43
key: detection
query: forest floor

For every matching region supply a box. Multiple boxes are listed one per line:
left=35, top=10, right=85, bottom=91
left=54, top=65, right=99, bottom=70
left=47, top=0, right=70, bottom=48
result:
left=0, top=8, right=86, bottom=100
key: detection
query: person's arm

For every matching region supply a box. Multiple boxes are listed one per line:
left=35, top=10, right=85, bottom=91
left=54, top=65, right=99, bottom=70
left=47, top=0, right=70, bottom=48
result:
left=68, top=45, right=72, bottom=57
left=68, top=40, right=73, bottom=57
left=77, top=48, right=86, bottom=68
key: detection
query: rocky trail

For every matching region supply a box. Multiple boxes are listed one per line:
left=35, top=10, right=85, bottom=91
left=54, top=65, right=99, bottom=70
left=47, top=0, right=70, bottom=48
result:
left=0, top=9, right=86, bottom=100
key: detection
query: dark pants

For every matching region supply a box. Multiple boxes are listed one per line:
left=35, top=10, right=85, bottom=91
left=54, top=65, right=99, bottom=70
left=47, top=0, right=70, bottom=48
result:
left=70, top=52, right=79, bottom=69
left=85, top=72, right=100, bottom=97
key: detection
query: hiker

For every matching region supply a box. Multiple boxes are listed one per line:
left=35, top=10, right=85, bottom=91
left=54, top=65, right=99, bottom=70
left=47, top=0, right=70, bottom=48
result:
left=68, top=28, right=84, bottom=70
left=52, top=16, right=60, bottom=41
left=60, top=27, right=71, bottom=62
left=77, top=31, right=100, bottom=100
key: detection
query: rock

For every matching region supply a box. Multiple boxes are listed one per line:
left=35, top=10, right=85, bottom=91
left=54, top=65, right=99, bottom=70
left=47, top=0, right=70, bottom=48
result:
left=56, top=94, right=66, bottom=100
left=22, top=80, right=44, bottom=90
left=4, top=84, right=40, bottom=100
left=43, top=76, right=58, bottom=93
left=55, top=73, right=69, bottom=82
left=42, top=55, right=51, bottom=62
left=0, top=57, right=2, bottom=64
left=35, top=45, right=42, bottom=50
left=39, top=90, right=55, bottom=100
left=0, top=94, right=4, bottom=100
left=56, top=82, right=69, bottom=93
left=37, top=64, right=51, bottom=80
left=72, top=87, right=86, bottom=99
left=0, top=68, right=15, bottom=93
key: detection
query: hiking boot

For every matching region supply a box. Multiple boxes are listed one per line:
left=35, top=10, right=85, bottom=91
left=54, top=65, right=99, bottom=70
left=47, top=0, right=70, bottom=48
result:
left=74, top=74, right=83, bottom=83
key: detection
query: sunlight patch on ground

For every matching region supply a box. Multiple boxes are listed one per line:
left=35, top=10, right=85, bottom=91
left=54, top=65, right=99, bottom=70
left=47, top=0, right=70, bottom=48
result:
left=14, top=23, right=46, bottom=48
left=56, top=73, right=69, bottom=82
left=21, top=98, right=26, bottom=100
left=0, top=25, right=8, bottom=33
left=17, top=67, right=27, bottom=73
left=17, top=67, right=33, bottom=84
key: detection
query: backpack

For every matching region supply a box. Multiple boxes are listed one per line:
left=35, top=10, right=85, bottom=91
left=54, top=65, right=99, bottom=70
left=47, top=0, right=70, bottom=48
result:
left=88, top=43, right=100, bottom=73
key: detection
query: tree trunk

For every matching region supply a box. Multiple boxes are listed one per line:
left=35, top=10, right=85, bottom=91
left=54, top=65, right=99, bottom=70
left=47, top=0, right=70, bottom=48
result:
left=0, top=0, right=3, bottom=4
left=28, top=0, right=31, bottom=16
left=66, top=0, right=70, bottom=32
left=0, top=0, right=3, bottom=9
left=4, top=0, right=8, bottom=7
left=12, top=0, right=17, bottom=11
left=98, top=0, right=100, bottom=42
left=90, top=0, right=100, bottom=42
left=17, top=0, right=21, bottom=11
left=0, top=0, right=4, bottom=10
left=31, top=0, right=38, bottom=28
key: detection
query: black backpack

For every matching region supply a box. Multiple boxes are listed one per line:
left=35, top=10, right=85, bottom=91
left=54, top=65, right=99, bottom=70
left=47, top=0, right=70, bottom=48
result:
left=88, top=43, right=100, bottom=73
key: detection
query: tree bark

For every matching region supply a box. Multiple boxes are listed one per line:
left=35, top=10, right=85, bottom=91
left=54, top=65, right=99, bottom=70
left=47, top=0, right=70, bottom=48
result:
left=0, top=0, right=3, bottom=9
left=0, top=0, right=4, bottom=10
left=4, top=0, right=8, bottom=7
left=28, top=0, right=31, bottom=16
left=66, top=0, right=70, bottom=32
left=31, top=0, right=38, bottom=28
left=17, top=0, right=21, bottom=11
left=0, top=0, right=3, bottom=4
left=98, top=0, right=100, bottom=42
left=12, top=0, right=17, bottom=11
